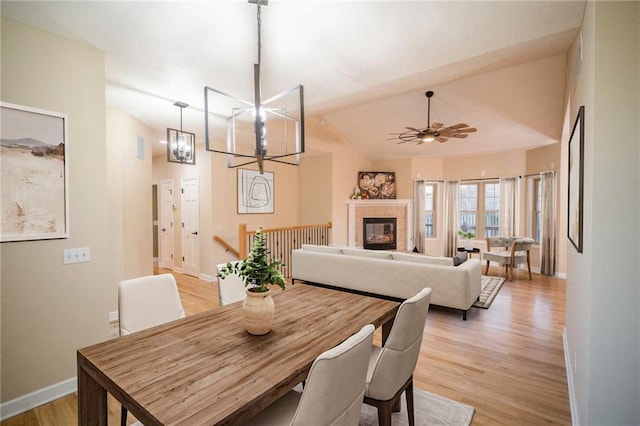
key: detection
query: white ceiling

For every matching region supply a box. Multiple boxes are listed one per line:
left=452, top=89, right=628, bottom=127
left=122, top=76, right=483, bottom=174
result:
left=1, top=0, right=585, bottom=160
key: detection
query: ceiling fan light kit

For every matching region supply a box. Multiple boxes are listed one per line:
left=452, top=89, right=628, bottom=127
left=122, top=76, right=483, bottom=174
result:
left=391, top=90, right=476, bottom=146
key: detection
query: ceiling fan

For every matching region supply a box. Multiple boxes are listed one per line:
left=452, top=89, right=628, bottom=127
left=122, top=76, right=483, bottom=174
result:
left=390, top=91, right=477, bottom=144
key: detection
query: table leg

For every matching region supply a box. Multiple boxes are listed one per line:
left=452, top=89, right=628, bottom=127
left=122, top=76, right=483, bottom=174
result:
left=382, top=320, right=393, bottom=345
left=77, top=362, right=107, bottom=426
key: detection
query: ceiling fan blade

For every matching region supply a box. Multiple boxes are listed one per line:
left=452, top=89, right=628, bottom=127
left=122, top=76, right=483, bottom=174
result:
left=440, top=127, right=477, bottom=136
left=431, top=122, right=443, bottom=130
left=440, top=123, right=469, bottom=132
left=451, top=133, right=469, bottom=138
left=405, top=127, right=422, bottom=132
left=436, top=137, right=448, bottom=143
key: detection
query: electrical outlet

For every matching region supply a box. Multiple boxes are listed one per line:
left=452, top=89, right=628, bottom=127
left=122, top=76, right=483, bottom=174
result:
left=109, top=321, right=120, bottom=339
left=109, top=311, right=120, bottom=339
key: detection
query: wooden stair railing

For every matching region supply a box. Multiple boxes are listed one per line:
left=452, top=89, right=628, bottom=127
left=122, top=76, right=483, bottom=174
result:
left=213, top=222, right=332, bottom=278
left=212, top=235, right=240, bottom=259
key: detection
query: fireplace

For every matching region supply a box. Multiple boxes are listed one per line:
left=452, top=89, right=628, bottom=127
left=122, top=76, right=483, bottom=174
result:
left=363, top=217, right=397, bottom=250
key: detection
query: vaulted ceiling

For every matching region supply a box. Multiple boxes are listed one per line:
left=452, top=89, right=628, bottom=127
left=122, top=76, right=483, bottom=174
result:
left=1, top=1, right=585, bottom=161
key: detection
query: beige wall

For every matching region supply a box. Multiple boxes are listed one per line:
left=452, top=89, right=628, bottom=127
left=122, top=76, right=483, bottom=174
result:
left=107, top=107, right=154, bottom=281
left=299, top=153, right=332, bottom=225
left=304, top=117, right=373, bottom=246
left=563, top=3, right=640, bottom=424
left=1, top=18, right=111, bottom=402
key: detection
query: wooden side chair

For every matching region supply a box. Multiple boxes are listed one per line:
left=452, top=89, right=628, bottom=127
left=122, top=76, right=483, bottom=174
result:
left=363, top=288, right=432, bottom=426
left=483, top=237, right=534, bottom=280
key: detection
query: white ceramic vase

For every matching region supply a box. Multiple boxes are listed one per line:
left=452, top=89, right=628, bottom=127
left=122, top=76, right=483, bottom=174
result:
left=464, top=240, right=474, bottom=251
left=242, top=289, right=274, bottom=335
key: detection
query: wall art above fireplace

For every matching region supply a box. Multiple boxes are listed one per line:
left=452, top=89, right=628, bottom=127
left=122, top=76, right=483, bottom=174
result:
left=357, top=171, right=396, bottom=199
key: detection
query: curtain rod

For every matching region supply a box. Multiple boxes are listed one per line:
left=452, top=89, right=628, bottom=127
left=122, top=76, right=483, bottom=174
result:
left=415, top=171, right=554, bottom=183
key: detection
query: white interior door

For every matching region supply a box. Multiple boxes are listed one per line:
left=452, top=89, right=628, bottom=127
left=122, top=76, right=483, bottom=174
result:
left=181, top=177, right=200, bottom=277
left=159, top=180, right=174, bottom=270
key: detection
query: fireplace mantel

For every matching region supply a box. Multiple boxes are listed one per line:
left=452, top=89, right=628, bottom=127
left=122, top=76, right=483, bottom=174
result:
left=346, top=199, right=413, bottom=250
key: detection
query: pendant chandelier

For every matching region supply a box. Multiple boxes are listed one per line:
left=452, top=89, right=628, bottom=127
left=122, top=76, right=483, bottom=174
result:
left=167, top=101, right=196, bottom=165
left=204, top=0, right=305, bottom=174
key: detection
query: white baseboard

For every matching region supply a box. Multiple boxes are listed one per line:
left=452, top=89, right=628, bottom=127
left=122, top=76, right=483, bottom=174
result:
left=563, top=328, right=579, bottom=425
left=0, top=377, right=77, bottom=421
left=527, top=266, right=567, bottom=279
left=199, top=273, right=213, bottom=282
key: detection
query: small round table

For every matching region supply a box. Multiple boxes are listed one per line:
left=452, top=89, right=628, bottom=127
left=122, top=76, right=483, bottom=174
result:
left=457, top=247, right=481, bottom=258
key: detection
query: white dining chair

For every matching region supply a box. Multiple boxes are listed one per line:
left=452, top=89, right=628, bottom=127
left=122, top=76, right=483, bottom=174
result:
left=363, top=288, right=432, bottom=426
left=217, top=262, right=247, bottom=306
left=245, top=324, right=375, bottom=425
left=118, top=273, right=186, bottom=425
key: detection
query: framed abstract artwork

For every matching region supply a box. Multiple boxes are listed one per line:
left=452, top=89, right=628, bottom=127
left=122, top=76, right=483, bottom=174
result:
left=238, top=168, right=274, bottom=214
left=1, top=102, right=69, bottom=242
left=568, top=105, right=584, bottom=253
left=357, top=171, right=396, bottom=199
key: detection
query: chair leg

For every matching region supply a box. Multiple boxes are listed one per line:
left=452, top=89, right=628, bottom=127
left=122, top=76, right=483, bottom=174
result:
left=121, top=406, right=127, bottom=426
left=484, top=260, right=490, bottom=275
left=527, top=251, right=532, bottom=280
left=377, top=400, right=393, bottom=426
left=364, top=376, right=414, bottom=426
left=405, top=378, right=415, bottom=426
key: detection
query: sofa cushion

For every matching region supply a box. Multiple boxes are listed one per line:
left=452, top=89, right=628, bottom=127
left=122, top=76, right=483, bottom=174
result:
left=453, top=251, right=468, bottom=266
left=391, top=252, right=454, bottom=267
left=341, top=248, right=393, bottom=259
left=300, top=244, right=343, bottom=254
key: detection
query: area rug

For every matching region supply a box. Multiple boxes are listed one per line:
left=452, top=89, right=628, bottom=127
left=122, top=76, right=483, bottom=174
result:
left=473, top=275, right=506, bottom=309
left=359, top=387, right=474, bottom=426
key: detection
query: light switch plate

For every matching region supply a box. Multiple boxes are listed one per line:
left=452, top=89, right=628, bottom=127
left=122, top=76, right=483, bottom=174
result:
left=63, top=247, right=91, bottom=264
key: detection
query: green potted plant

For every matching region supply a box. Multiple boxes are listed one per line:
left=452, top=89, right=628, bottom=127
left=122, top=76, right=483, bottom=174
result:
left=217, top=228, right=286, bottom=335
left=457, top=229, right=476, bottom=250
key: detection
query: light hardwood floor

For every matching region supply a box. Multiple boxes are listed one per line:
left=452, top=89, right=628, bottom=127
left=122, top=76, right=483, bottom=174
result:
left=2, top=266, right=571, bottom=425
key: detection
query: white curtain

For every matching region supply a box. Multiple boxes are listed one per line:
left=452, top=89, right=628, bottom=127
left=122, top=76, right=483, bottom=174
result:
left=443, top=181, right=459, bottom=257
left=499, top=177, right=519, bottom=236
left=540, top=171, right=556, bottom=276
left=413, top=180, right=426, bottom=253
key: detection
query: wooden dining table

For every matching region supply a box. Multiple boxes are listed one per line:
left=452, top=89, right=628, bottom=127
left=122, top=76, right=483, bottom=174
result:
left=77, top=283, right=400, bottom=425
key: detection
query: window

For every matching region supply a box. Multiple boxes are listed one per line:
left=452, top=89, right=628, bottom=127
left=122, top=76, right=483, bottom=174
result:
left=484, top=182, right=500, bottom=237
left=459, top=181, right=500, bottom=238
left=459, top=184, right=477, bottom=236
left=424, top=183, right=436, bottom=237
left=531, top=177, right=541, bottom=243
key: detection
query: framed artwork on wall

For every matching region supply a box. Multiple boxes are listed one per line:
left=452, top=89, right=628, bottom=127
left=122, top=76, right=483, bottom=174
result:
left=1, top=102, right=69, bottom=242
left=568, top=105, right=584, bottom=253
left=357, top=171, right=396, bottom=199
left=238, top=168, right=274, bottom=214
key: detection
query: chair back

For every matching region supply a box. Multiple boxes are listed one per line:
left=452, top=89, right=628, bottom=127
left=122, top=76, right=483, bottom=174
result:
left=118, top=273, right=185, bottom=336
left=291, top=324, right=375, bottom=426
left=217, top=262, right=246, bottom=306
left=365, top=288, right=432, bottom=401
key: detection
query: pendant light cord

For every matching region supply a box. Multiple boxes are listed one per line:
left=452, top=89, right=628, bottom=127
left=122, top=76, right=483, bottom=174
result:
left=257, top=0, right=262, bottom=66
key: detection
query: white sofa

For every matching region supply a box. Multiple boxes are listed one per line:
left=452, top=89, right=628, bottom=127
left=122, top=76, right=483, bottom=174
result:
left=291, top=245, right=482, bottom=320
